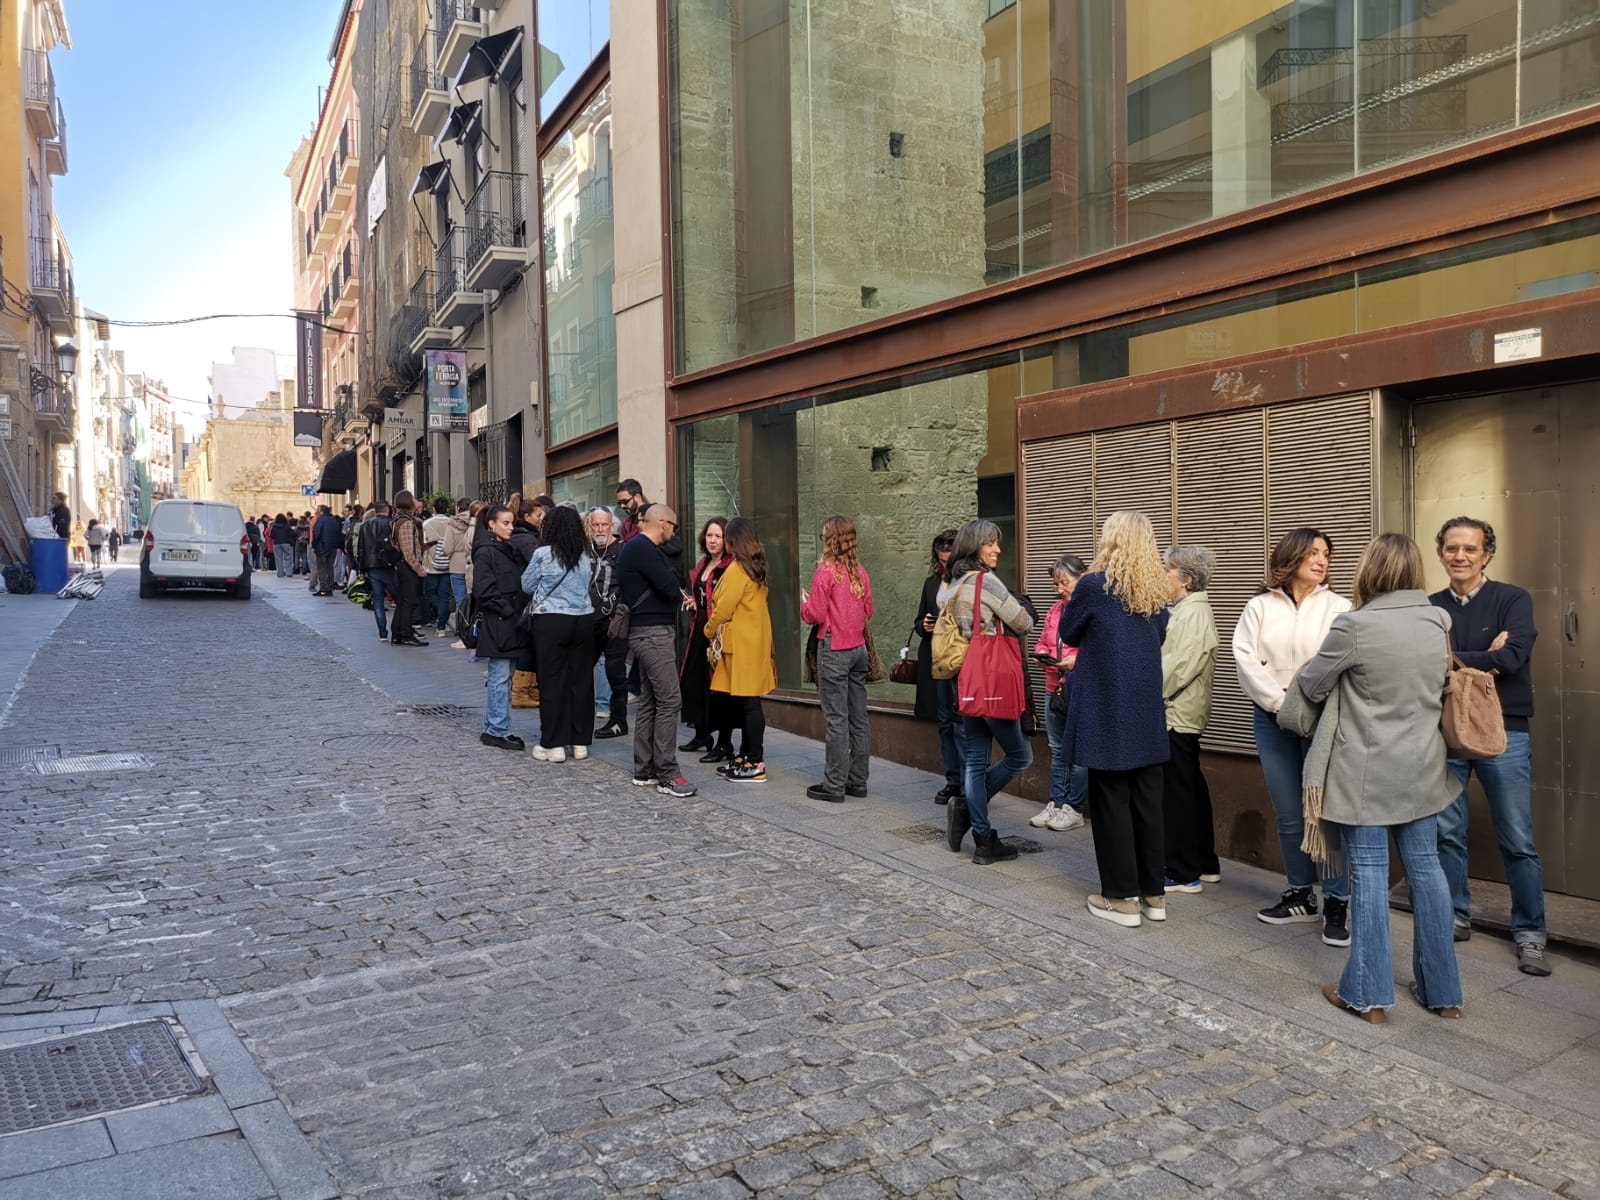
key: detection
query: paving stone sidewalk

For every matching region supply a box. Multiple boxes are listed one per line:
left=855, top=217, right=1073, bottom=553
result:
left=0, top=569, right=1594, bottom=1198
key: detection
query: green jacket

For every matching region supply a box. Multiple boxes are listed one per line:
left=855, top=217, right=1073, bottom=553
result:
left=1163, top=590, right=1218, bottom=734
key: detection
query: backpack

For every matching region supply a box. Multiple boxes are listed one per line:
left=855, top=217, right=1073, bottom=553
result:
left=382, top=517, right=410, bottom=570
left=3, top=563, right=36, bottom=594
left=456, top=590, right=481, bottom=650
left=930, top=572, right=978, bottom=680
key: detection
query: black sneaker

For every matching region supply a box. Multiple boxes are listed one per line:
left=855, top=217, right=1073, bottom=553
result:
left=946, top=795, right=971, bottom=852
left=727, top=760, right=766, bottom=783
left=657, top=775, right=698, bottom=798
left=699, top=745, right=733, bottom=764
left=1257, top=886, right=1319, bottom=925
left=845, top=784, right=867, bottom=798
left=933, top=783, right=959, bottom=806
left=1321, top=896, right=1352, bottom=947
left=630, top=773, right=655, bottom=787
left=479, top=733, right=522, bottom=751
left=716, top=756, right=743, bottom=777
left=595, top=721, right=628, bottom=739
left=805, top=783, right=845, bottom=803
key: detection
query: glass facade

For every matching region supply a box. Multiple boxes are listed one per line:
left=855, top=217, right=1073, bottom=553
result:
left=668, top=0, right=1600, bottom=372
left=542, top=83, right=617, bottom=448
left=677, top=364, right=1022, bottom=697
left=536, top=0, right=610, bottom=121
left=550, top=458, right=620, bottom=515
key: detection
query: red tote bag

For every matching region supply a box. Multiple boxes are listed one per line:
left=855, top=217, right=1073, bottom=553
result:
left=956, top=572, right=1027, bottom=720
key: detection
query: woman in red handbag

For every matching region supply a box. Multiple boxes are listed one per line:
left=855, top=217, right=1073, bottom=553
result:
left=1058, top=511, right=1172, bottom=927
left=940, top=520, right=1034, bottom=865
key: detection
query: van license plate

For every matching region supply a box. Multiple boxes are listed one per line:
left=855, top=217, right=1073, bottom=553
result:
left=162, top=550, right=199, bottom=561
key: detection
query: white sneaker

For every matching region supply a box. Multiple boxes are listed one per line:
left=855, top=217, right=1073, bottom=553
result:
left=1199, top=872, right=1222, bottom=884
left=1047, top=806, right=1085, bottom=832
left=1029, top=803, right=1058, bottom=828
left=547, top=747, right=566, bottom=763
left=532, top=746, right=551, bottom=761
left=572, top=746, right=588, bottom=760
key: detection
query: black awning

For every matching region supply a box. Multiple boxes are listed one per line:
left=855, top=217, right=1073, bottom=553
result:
left=436, top=100, right=482, bottom=147
left=316, top=449, right=358, bottom=495
left=410, top=161, right=451, bottom=197
left=454, top=27, right=524, bottom=88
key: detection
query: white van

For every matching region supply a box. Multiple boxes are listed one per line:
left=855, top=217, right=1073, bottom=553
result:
left=140, top=500, right=253, bottom=599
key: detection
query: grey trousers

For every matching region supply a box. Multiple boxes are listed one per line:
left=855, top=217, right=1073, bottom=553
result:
left=630, top=625, right=681, bottom=781
left=818, top=642, right=870, bottom=791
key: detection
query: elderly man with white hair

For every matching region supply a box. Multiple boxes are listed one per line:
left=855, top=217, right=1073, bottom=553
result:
left=1161, top=545, right=1221, bottom=894
left=586, top=505, right=626, bottom=734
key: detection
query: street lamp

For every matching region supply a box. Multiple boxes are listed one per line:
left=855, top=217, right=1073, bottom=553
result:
left=54, top=339, right=77, bottom=379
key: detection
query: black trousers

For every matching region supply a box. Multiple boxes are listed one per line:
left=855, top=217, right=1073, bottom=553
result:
left=719, top=692, right=764, bottom=761
left=1088, top=764, right=1166, bottom=900
left=533, top=613, right=595, bottom=749
left=1163, top=731, right=1220, bottom=882
left=393, top=566, right=421, bottom=641
left=594, top=624, right=629, bottom=727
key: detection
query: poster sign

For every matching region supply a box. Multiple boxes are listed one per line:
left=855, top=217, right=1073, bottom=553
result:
left=367, top=156, right=388, bottom=234
left=1492, top=328, right=1542, bottom=364
left=295, top=310, right=322, bottom=410
left=425, top=349, right=468, bottom=432
left=293, top=410, right=324, bottom=448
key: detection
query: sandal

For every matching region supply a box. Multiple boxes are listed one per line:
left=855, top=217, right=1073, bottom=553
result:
left=1322, top=984, right=1385, bottom=1024
left=1407, top=980, right=1461, bottom=1019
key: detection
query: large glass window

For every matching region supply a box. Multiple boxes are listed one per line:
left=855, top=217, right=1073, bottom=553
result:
left=678, top=363, right=1019, bottom=698
left=536, top=0, right=610, bottom=122
left=669, top=0, right=1600, bottom=373
left=549, top=458, right=619, bottom=515
left=542, top=83, right=616, bottom=448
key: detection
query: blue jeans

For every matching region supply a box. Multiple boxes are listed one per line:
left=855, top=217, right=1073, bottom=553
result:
left=1439, top=731, right=1545, bottom=940
left=484, top=657, right=515, bottom=737
left=275, top=548, right=292, bottom=577
left=1044, top=701, right=1088, bottom=812
left=426, top=573, right=454, bottom=630
left=1254, top=706, right=1348, bottom=900
left=961, top=715, right=1032, bottom=837
left=936, top=676, right=964, bottom=790
left=366, top=569, right=396, bottom=639
left=1337, top=817, right=1462, bottom=1013
left=594, top=656, right=612, bottom=711
left=449, top=573, right=467, bottom=609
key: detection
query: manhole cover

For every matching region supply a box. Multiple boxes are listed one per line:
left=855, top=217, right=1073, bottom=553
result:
left=396, top=704, right=477, bottom=719
left=888, top=824, right=1044, bottom=854
left=28, top=753, right=151, bottom=776
left=320, top=733, right=419, bottom=752
left=0, top=745, right=60, bottom=765
left=0, top=1021, right=207, bottom=1136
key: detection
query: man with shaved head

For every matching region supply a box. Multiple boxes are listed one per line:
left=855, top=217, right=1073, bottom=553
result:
left=617, top=504, right=697, bottom=797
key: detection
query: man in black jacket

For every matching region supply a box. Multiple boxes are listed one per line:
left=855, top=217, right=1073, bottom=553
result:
left=49, top=492, right=70, bottom=539
left=357, top=503, right=398, bottom=643
left=1429, top=516, right=1549, bottom=977
left=618, top=504, right=695, bottom=797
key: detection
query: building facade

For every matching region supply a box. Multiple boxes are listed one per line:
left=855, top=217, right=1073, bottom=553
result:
left=181, top=376, right=317, bottom=520
left=0, top=0, right=75, bottom=558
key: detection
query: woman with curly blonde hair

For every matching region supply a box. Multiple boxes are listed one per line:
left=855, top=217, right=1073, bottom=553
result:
left=801, top=515, right=875, bottom=800
left=1059, top=510, right=1173, bottom=928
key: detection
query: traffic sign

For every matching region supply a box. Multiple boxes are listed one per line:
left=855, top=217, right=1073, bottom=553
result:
left=302, top=485, right=317, bottom=497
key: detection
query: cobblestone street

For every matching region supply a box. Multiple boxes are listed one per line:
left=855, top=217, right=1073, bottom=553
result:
left=1, top=569, right=1597, bottom=1199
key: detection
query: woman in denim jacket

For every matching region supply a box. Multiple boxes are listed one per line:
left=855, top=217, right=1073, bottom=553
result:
left=521, top=506, right=594, bottom=763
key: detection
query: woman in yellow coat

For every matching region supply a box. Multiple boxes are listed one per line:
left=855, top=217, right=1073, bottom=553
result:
left=707, top=516, right=776, bottom=782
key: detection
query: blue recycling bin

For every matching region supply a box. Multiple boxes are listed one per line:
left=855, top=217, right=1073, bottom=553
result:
left=27, top=537, right=68, bottom=593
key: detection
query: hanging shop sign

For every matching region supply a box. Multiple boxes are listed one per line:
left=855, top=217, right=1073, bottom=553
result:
left=425, top=349, right=468, bottom=432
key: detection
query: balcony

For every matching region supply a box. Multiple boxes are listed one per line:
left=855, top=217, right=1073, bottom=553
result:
left=434, top=1, right=487, bottom=79
left=404, top=269, right=453, bottom=353
left=313, top=197, right=338, bottom=253
left=32, top=379, right=72, bottom=433
left=464, top=171, right=530, bottom=291
left=23, top=50, right=58, bottom=139
left=575, top=316, right=617, bottom=377
left=29, top=237, right=74, bottom=330
left=330, top=243, right=360, bottom=327
left=434, top=226, right=483, bottom=327
left=43, top=100, right=67, bottom=175
left=335, top=119, right=359, bottom=190
left=573, top=175, right=613, bottom=239
left=408, top=29, right=450, bottom=135
left=329, top=394, right=362, bottom=447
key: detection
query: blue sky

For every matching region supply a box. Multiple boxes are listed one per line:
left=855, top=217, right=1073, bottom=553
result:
left=52, top=0, right=344, bottom=428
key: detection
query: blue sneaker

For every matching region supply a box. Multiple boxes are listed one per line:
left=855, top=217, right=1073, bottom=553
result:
left=1164, top=877, right=1203, bottom=894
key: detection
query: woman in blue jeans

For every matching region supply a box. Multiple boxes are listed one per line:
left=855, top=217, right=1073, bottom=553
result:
left=1279, top=534, right=1462, bottom=1022
left=471, top=505, right=532, bottom=752
left=1029, top=555, right=1089, bottom=833
left=939, top=520, right=1033, bottom=866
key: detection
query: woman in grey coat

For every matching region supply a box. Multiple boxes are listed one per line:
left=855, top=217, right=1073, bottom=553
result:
left=1280, top=533, right=1463, bottom=1023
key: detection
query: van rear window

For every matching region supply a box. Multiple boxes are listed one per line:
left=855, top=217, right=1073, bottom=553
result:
left=150, top=504, right=205, bottom=538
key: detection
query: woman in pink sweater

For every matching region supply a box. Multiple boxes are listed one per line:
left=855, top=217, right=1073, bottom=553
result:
left=800, top=515, right=875, bottom=802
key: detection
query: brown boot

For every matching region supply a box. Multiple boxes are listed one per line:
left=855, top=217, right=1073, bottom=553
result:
left=512, top=670, right=541, bottom=708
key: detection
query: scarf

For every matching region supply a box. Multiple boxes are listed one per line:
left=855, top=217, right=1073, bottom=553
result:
left=1277, top=681, right=1343, bottom=873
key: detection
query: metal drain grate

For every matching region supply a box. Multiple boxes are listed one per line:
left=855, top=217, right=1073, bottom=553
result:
left=0, top=1021, right=207, bottom=1136
left=888, top=824, right=1044, bottom=854
left=396, top=704, right=477, bottom=719
left=0, top=745, right=60, bottom=765
left=28, top=752, right=152, bottom=776
left=320, top=733, right=419, bottom=752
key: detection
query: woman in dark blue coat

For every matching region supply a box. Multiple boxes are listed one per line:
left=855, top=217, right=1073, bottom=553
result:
left=1058, top=511, right=1171, bottom=929
left=472, top=505, right=532, bottom=751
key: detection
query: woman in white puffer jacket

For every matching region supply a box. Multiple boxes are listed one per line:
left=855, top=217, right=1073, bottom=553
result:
left=1233, top=528, right=1352, bottom=945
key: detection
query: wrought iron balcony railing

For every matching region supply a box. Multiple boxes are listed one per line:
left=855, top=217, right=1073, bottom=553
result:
left=435, top=226, right=471, bottom=310
left=465, top=171, right=528, bottom=268
left=24, top=48, right=54, bottom=106
left=401, top=270, right=436, bottom=347
left=408, top=29, right=447, bottom=122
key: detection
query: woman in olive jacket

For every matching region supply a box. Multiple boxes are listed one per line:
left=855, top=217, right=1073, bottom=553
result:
left=472, top=504, right=532, bottom=751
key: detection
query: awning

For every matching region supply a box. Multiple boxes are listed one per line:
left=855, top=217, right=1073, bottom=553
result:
left=315, top=449, right=358, bottom=495
left=436, top=100, right=482, bottom=147
left=410, top=161, right=451, bottom=197
left=455, top=27, right=524, bottom=88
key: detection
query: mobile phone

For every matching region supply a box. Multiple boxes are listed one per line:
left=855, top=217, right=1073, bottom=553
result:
left=1030, top=650, right=1055, bottom=662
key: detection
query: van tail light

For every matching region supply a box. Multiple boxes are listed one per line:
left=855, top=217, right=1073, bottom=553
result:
left=239, top=534, right=249, bottom=556
left=142, top=531, right=154, bottom=553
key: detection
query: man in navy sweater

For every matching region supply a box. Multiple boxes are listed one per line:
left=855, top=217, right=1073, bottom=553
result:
left=1429, top=516, right=1549, bottom=977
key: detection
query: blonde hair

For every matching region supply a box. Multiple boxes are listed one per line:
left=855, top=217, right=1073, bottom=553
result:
left=821, top=515, right=865, bottom=598
left=1351, top=533, right=1425, bottom=608
left=1093, top=511, right=1168, bottom=616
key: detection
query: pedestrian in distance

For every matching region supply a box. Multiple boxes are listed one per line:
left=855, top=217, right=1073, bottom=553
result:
left=310, top=505, right=342, bottom=595
left=1029, top=554, right=1090, bottom=834
left=388, top=491, right=430, bottom=647
left=49, top=491, right=70, bottom=539
left=940, top=519, right=1034, bottom=865
left=680, top=517, right=733, bottom=759
left=69, top=519, right=86, bottom=565
left=107, top=525, right=121, bottom=563
left=913, top=529, right=963, bottom=806
left=1233, top=527, right=1353, bottom=946
left=271, top=514, right=295, bottom=578
left=521, top=506, right=595, bottom=763
left=801, top=515, right=874, bottom=800
left=85, top=519, right=106, bottom=569
left=473, top=504, right=531, bottom=752
left=1061, top=511, right=1171, bottom=927
left=708, top=517, right=778, bottom=784
left=1278, top=533, right=1464, bottom=1022
left=587, top=507, right=629, bottom=737
left=294, top=514, right=311, bottom=575
left=1429, top=516, right=1550, bottom=976
left=437, top=498, right=473, bottom=633
left=422, top=497, right=454, bottom=633
left=618, top=504, right=698, bottom=797
left=1160, top=546, right=1221, bottom=893
left=244, top=517, right=262, bottom=570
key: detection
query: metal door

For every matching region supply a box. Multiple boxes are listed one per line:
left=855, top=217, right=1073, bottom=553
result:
left=1412, top=382, right=1600, bottom=900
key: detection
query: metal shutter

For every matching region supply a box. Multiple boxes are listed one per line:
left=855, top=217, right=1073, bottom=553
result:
left=1091, top=424, right=1175, bottom=544
left=1021, top=435, right=1093, bottom=714
left=1266, top=395, right=1375, bottom=599
left=1175, top=409, right=1267, bottom=754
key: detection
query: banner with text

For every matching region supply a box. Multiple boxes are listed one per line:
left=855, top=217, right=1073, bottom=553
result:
left=425, top=349, right=468, bottom=432
left=295, top=311, right=322, bottom=410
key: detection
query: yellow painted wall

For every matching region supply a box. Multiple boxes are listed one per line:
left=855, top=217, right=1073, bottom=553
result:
left=1126, top=0, right=1287, bottom=81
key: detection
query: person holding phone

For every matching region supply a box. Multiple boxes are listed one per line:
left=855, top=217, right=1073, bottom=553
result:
left=912, top=530, right=962, bottom=805
left=1029, top=555, right=1090, bottom=833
